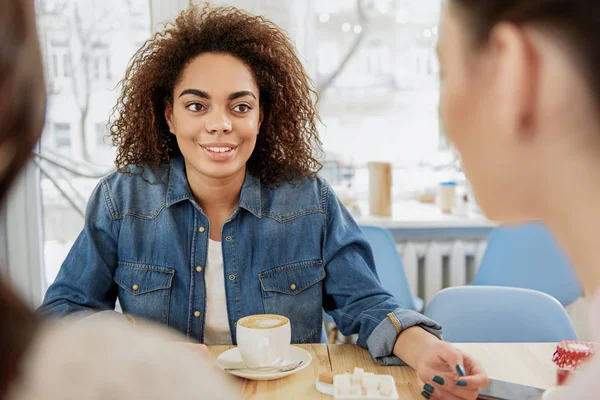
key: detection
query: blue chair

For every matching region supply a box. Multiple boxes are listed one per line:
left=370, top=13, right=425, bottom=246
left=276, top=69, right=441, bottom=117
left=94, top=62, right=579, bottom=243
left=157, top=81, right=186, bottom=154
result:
left=425, top=286, right=579, bottom=342
left=322, top=225, right=422, bottom=341
left=360, top=225, right=424, bottom=311
left=473, top=222, right=582, bottom=306
left=320, top=323, right=328, bottom=343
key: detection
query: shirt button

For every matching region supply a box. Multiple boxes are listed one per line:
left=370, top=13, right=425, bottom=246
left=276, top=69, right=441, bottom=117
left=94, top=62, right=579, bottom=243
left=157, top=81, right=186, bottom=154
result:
left=132, top=284, right=139, bottom=291
left=229, top=274, right=236, bottom=281
left=225, top=236, right=232, bottom=242
left=199, top=226, right=205, bottom=233
left=196, top=266, right=203, bottom=273
left=290, top=283, right=297, bottom=291
left=194, top=311, right=201, bottom=318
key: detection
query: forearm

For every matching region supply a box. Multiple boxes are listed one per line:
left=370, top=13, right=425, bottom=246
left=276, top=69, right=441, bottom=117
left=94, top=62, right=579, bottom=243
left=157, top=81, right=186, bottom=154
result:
left=392, top=325, right=440, bottom=369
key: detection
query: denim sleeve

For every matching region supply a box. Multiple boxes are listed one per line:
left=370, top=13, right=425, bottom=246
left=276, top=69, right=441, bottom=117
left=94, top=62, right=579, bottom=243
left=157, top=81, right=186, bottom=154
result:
left=322, top=183, right=442, bottom=366
left=38, top=179, right=120, bottom=318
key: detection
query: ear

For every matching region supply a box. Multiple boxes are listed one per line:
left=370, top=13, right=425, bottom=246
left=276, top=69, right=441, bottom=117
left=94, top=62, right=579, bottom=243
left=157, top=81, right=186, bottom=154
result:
left=164, top=101, right=175, bottom=135
left=488, top=22, right=539, bottom=137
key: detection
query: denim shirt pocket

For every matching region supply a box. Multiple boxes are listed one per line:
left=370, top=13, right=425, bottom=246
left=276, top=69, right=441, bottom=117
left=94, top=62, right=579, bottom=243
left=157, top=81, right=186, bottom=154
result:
left=113, top=262, right=174, bottom=326
left=259, top=260, right=326, bottom=343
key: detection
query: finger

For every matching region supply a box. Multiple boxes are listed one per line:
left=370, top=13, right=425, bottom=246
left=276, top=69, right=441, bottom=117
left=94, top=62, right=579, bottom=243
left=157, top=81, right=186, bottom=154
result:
left=427, top=384, right=480, bottom=400
left=421, top=386, right=465, bottom=400
left=457, top=372, right=490, bottom=389
left=422, top=373, right=479, bottom=400
left=436, top=343, right=467, bottom=379
left=464, top=354, right=488, bottom=378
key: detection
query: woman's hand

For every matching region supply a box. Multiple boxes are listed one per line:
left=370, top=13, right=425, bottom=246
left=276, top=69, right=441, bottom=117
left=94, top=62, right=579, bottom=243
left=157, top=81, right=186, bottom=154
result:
left=415, top=340, right=489, bottom=399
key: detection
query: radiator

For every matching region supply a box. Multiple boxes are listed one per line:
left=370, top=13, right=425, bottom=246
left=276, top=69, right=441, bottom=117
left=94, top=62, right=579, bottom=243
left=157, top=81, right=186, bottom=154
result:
left=397, top=240, right=488, bottom=305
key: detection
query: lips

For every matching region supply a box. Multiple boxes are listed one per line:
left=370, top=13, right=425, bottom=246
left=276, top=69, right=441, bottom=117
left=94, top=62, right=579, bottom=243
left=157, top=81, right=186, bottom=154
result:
left=199, top=142, right=238, bottom=161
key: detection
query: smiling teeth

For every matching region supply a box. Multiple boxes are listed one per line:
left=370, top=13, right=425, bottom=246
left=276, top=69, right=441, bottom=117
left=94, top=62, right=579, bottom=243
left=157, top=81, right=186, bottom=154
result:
left=206, top=147, right=232, bottom=153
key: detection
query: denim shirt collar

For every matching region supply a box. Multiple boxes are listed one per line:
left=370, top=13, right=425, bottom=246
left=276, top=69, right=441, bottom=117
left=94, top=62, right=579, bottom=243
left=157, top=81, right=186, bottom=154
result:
left=165, top=155, right=262, bottom=217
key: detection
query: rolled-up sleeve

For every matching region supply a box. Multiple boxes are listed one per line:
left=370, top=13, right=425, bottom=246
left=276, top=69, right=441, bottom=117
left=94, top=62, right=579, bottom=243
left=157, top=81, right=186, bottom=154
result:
left=321, top=182, right=442, bottom=365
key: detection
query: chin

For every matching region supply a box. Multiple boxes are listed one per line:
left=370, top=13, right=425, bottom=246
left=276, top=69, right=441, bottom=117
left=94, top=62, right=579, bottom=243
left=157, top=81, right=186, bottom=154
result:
left=200, top=164, right=245, bottom=180
left=477, top=197, right=533, bottom=226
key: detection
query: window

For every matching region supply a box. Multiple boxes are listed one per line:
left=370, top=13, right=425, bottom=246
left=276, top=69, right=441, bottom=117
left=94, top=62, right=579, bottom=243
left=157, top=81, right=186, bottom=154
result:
left=36, top=0, right=151, bottom=289
left=96, top=121, right=109, bottom=146
left=52, top=54, right=59, bottom=78
left=314, top=0, right=457, bottom=197
left=53, top=122, right=71, bottom=150
left=63, top=53, right=72, bottom=77
left=105, top=55, right=112, bottom=80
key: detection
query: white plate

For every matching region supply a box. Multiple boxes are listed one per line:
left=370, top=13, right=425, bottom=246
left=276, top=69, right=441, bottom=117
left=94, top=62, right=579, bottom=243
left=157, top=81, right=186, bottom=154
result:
left=216, top=345, right=312, bottom=381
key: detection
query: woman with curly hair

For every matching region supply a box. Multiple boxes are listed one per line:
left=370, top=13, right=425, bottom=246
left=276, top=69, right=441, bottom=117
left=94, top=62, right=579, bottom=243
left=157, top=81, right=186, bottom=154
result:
left=2, top=1, right=236, bottom=399
left=40, top=5, right=487, bottom=397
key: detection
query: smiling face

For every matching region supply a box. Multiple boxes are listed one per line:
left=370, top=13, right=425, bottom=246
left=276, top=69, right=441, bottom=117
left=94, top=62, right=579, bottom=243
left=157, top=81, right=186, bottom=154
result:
left=165, top=52, right=263, bottom=182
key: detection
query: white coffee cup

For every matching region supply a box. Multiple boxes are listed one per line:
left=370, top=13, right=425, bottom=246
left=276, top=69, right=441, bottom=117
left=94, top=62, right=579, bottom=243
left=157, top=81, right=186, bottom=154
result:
left=236, top=314, right=291, bottom=369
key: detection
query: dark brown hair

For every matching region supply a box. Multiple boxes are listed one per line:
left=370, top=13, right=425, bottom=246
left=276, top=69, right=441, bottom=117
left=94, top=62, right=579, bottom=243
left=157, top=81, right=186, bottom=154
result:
left=451, top=1, right=600, bottom=105
left=0, top=0, right=45, bottom=398
left=110, top=5, right=323, bottom=185
left=0, top=0, right=46, bottom=202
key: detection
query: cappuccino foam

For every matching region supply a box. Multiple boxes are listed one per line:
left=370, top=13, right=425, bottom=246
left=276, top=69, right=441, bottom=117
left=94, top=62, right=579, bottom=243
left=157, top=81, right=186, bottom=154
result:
left=238, top=314, right=289, bottom=329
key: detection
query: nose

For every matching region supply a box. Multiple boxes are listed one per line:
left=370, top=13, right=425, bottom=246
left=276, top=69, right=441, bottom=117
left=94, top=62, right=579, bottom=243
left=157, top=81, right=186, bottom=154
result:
left=205, top=109, right=232, bottom=134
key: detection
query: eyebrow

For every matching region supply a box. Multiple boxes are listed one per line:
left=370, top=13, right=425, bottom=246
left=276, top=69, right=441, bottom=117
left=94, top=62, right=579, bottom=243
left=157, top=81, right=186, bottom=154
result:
left=178, top=89, right=257, bottom=100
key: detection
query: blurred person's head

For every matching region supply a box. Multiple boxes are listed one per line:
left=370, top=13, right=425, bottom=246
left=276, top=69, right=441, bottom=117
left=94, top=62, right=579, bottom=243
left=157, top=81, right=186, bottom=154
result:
left=110, top=5, right=322, bottom=186
left=0, top=0, right=45, bottom=398
left=438, top=1, right=600, bottom=223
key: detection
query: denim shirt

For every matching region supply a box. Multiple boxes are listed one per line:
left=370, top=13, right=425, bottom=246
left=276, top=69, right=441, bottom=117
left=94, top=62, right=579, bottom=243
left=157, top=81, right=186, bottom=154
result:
left=39, top=156, right=441, bottom=365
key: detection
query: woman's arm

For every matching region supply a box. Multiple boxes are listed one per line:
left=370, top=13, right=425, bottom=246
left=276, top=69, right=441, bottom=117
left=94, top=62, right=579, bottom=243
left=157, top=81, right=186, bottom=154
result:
left=38, top=179, right=120, bottom=317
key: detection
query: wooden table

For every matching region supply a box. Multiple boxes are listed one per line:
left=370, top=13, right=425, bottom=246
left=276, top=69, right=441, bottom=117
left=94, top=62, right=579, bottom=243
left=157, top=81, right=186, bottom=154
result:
left=209, top=343, right=557, bottom=399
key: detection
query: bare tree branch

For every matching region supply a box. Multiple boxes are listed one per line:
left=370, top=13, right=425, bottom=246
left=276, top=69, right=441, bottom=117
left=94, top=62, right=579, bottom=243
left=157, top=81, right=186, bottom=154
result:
left=316, top=0, right=369, bottom=96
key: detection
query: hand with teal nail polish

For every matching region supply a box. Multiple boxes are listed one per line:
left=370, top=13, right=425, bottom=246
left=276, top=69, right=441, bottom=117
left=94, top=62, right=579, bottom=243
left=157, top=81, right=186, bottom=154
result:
left=415, top=341, right=489, bottom=400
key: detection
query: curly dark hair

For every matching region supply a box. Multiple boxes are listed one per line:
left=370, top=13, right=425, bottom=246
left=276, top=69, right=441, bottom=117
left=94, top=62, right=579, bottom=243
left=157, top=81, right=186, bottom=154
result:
left=109, top=4, right=323, bottom=185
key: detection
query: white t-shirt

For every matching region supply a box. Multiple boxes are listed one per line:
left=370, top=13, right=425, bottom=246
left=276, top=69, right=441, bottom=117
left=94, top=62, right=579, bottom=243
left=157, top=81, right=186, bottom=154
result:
left=203, top=239, right=232, bottom=345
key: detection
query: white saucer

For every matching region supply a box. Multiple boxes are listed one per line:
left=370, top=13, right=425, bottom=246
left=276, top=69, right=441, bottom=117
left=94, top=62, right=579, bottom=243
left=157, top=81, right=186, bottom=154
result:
left=215, top=346, right=312, bottom=381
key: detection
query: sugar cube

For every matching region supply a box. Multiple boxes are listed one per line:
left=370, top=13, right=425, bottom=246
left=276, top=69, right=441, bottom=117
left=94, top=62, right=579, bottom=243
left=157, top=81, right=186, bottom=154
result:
left=350, top=384, right=362, bottom=396
left=337, top=374, right=351, bottom=386
left=352, top=367, right=364, bottom=384
left=367, top=389, right=381, bottom=397
left=338, top=384, right=350, bottom=397
left=362, top=376, right=379, bottom=391
left=379, top=379, right=393, bottom=396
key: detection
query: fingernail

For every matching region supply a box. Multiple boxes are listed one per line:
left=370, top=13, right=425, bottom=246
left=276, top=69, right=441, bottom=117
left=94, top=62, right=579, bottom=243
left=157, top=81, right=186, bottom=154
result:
left=456, top=364, right=466, bottom=377
left=433, top=376, right=445, bottom=386
left=421, top=391, right=431, bottom=399
left=423, top=383, right=435, bottom=393
left=457, top=380, right=468, bottom=387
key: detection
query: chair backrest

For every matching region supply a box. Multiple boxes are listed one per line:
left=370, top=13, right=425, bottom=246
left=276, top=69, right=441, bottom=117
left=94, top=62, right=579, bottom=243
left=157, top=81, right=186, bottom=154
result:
left=360, top=225, right=417, bottom=310
left=425, top=286, right=579, bottom=342
left=473, top=222, right=582, bottom=306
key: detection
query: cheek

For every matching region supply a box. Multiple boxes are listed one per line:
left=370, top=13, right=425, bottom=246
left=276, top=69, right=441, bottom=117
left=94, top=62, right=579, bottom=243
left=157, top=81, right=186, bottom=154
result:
left=235, top=115, right=261, bottom=143
left=441, top=77, right=473, bottom=150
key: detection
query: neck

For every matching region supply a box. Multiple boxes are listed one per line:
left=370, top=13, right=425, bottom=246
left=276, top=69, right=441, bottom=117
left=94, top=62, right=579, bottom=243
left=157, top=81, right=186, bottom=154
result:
left=185, top=162, right=246, bottom=216
left=538, top=135, right=600, bottom=298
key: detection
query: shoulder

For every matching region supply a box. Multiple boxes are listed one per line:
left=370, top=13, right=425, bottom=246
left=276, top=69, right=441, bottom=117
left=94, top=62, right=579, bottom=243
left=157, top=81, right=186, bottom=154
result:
left=9, top=318, right=237, bottom=400
left=259, top=176, right=333, bottom=221
left=99, top=163, right=170, bottom=220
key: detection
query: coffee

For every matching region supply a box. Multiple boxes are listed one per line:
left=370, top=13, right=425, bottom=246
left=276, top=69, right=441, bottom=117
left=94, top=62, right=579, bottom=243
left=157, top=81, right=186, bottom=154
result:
left=237, top=314, right=289, bottom=330
left=236, top=314, right=291, bottom=369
